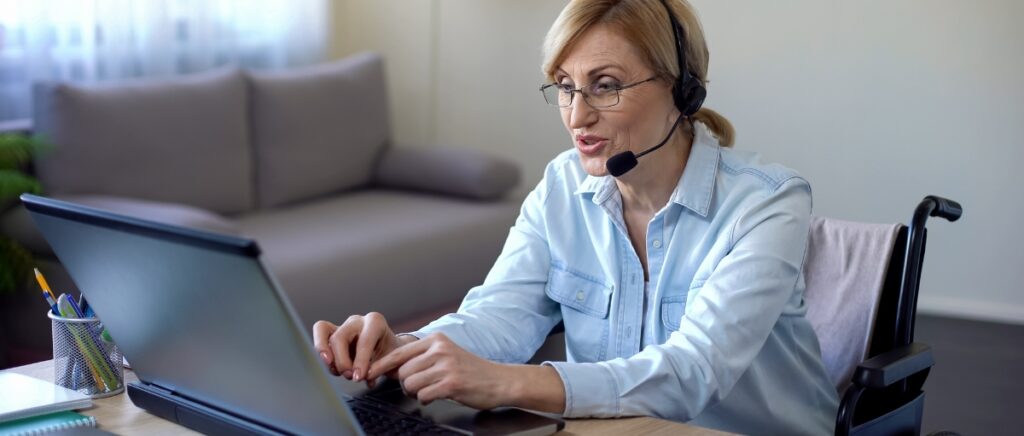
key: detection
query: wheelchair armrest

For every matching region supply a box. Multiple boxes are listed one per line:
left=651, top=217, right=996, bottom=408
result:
left=852, top=342, right=934, bottom=389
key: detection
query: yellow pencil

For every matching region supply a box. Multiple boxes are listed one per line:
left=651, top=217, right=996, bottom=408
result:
left=34, top=268, right=58, bottom=304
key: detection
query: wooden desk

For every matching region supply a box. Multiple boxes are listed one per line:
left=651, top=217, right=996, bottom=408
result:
left=5, top=361, right=728, bottom=435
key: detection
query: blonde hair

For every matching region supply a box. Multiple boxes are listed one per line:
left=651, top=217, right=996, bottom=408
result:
left=542, top=0, right=735, bottom=147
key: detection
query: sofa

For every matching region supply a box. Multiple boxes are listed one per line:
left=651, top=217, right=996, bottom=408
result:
left=0, top=52, right=523, bottom=366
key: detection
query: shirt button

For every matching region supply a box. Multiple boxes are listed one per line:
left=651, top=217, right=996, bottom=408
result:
left=626, top=326, right=633, bottom=338
left=575, top=290, right=585, bottom=301
left=652, top=239, right=662, bottom=249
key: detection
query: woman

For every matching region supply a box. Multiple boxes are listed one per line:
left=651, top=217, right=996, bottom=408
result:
left=313, top=0, right=839, bottom=434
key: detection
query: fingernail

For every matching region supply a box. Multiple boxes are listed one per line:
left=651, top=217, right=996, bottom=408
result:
left=342, top=370, right=353, bottom=379
left=320, top=352, right=330, bottom=363
left=353, top=369, right=362, bottom=382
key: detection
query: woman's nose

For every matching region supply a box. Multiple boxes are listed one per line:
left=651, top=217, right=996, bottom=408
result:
left=567, top=95, right=597, bottom=129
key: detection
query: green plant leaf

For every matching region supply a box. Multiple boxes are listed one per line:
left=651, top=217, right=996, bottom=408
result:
left=0, top=134, right=40, bottom=170
left=0, top=133, right=51, bottom=169
left=0, top=169, right=43, bottom=202
left=0, top=236, right=34, bottom=294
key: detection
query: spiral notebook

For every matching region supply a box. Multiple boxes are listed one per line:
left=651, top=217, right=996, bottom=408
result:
left=0, top=410, right=97, bottom=435
left=0, top=372, right=92, bottom=422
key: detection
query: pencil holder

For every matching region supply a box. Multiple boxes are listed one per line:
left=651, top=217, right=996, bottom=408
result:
left=49, top=311, right=125, bottom=398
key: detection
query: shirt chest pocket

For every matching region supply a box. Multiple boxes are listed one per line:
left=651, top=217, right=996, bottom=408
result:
left=661, top=279, right=703, bottom=331
left=546, top=267, right=612, bottom=362
left=661, top=295, right=686, bottom=331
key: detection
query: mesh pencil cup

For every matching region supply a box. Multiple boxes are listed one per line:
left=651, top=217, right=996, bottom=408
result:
left=48, top=311, right=125, bottom=398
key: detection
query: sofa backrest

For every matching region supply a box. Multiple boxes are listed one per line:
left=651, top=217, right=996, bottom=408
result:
left=32, top=68, right=255, bottom=215
left=248, top=52, right=391, bottom=209
left=30, top=52, right=393, bottom=214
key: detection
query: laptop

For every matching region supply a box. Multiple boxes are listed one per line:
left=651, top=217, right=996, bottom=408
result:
left=22, top=194, right=565, bottom=436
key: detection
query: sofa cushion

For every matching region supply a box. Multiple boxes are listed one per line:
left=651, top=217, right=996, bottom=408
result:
left=248, top=52, right=390, bottom=209
left=32, top=68, right=254, bottom=215
left=374, top=147, right=521, bottom=200
left=234, top=191, right=520, bottom=328
left=2, top=195, right=240, bottom=255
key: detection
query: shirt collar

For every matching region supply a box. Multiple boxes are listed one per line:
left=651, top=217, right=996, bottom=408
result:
left=575, top=122, right=721, bottom=217
left=670, top=122, right=720, bottom=217
left=575, top=170, right=617, bottom=204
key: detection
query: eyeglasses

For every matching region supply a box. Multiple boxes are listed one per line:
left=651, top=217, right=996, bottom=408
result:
left=539, top=77, right=658, bottom=109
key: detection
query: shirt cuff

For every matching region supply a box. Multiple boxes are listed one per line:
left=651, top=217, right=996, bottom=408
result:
left=542, top=360, right=620, bottom=417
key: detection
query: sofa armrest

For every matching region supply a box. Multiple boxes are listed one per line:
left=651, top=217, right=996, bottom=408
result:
left=2, top=195, right=240, bottom=255
left=373, top=147, right=520, bottom=200
left=852, top=342, right=934, bottom=389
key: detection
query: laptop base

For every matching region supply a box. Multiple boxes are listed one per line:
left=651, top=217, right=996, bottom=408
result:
left=128, top=382, right=286, bottom=435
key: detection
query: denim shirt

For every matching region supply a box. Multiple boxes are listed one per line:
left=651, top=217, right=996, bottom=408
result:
left=413, top=123, right=839, bottom=435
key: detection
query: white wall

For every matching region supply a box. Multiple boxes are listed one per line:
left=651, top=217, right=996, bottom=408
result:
left=329, top=0, right=436, bottom=147
left=691, top=0, right=1024, bottom=324
left=332, top=0, right=1024, bottom=324
left=330, top=0, right=568, bottom=183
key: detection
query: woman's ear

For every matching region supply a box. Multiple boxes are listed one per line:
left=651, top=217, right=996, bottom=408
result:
left=667, top=106, right=682, bottom=124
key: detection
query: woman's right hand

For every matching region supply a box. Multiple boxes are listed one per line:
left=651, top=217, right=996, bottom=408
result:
left=312, top=312, right=410, bottom=383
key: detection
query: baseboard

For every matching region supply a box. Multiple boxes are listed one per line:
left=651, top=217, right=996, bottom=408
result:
left=918, top=295, right=1024, bottom=325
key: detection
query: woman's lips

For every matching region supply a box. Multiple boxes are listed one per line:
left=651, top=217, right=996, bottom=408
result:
left=576, top=135, right=608, bottom=156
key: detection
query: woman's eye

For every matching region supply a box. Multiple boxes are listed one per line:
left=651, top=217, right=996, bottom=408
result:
left=591, top=82, right=618, bottom=95
left=556, top=83, right=574, bottom=93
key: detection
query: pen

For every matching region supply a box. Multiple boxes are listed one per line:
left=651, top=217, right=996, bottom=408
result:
left=40, top=288, right=59, bottom=315
left=66, top=293, right=85, bottom=318
left=79, top=294, right=92, bottom=317
left=34, top=268, right=59, bottom=315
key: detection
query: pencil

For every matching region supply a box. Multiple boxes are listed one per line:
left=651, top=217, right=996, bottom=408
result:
left=34, top=268, right=59, bottom=305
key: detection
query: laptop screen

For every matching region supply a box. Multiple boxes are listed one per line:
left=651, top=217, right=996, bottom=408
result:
left=24, top=195, right=361, bottom=434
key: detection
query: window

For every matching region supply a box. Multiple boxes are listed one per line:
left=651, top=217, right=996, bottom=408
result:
left=0, top=0, right=328, bottom=122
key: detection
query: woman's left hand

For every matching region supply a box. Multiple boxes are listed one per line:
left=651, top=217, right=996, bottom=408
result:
left=365, top=332, right=514, bottom=409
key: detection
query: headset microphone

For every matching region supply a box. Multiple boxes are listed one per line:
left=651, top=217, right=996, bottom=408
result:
left=606, top=114, right=685, bottom=177
left=606, top=0, right=707, bottom=178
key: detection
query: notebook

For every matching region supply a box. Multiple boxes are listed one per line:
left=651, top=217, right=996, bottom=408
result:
left=0, top=410, right=97, bottom=435
left=0, top=373, right=92, bottom=422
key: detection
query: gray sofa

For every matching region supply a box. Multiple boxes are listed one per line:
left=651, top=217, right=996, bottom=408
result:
left=0, top=52, right=523, bottom=364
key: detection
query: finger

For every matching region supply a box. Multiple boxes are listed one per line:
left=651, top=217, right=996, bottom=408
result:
left=352, top=312, right=387, bottom=382
left=330, top=317, right=363, bottom=376
left=415, top=376, right=454, bottom=406
left=395, top=348, right=437, bottom=382
left=399, top=363, right=444, bottom=398
left=368, top=338, right=431, bottom=380
left=311, top=320, right=337, bottom=365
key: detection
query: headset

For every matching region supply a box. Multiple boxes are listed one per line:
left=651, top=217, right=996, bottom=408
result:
left=604, top=0, right=707, bottom=177
left=662, top=0, right=706, bottom=117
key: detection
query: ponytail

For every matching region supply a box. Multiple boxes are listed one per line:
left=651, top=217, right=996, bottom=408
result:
left=691, top=106, right=735, bottom=147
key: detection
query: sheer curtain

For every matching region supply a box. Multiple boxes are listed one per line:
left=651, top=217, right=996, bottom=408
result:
left=0, top=0, right=329, bottom=122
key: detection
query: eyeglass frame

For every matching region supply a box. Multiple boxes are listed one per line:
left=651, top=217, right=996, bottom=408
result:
left=539, top=76, right=659, bottom=109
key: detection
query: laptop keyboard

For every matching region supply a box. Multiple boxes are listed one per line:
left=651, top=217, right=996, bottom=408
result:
left=346, top=396, right=467, bottom=435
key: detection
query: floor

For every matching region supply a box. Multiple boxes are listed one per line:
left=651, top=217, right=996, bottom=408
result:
left=914, top=315, right=1024, bottom=436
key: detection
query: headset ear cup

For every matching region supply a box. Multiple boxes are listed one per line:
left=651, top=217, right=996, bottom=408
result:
left=672, top=85, right=688, bottom=115
left=684, top=83, right=706, bottom=117
left=676, top=76, right=706, bottom=117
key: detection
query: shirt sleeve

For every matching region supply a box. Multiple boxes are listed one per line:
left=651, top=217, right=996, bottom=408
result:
left=410, top=164, right=562, bottom=364
left=546, top=177, right=813, bottom=420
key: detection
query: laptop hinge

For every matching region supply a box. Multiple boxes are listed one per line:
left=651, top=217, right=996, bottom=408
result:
left=128, top=382, right=289, bottom=435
